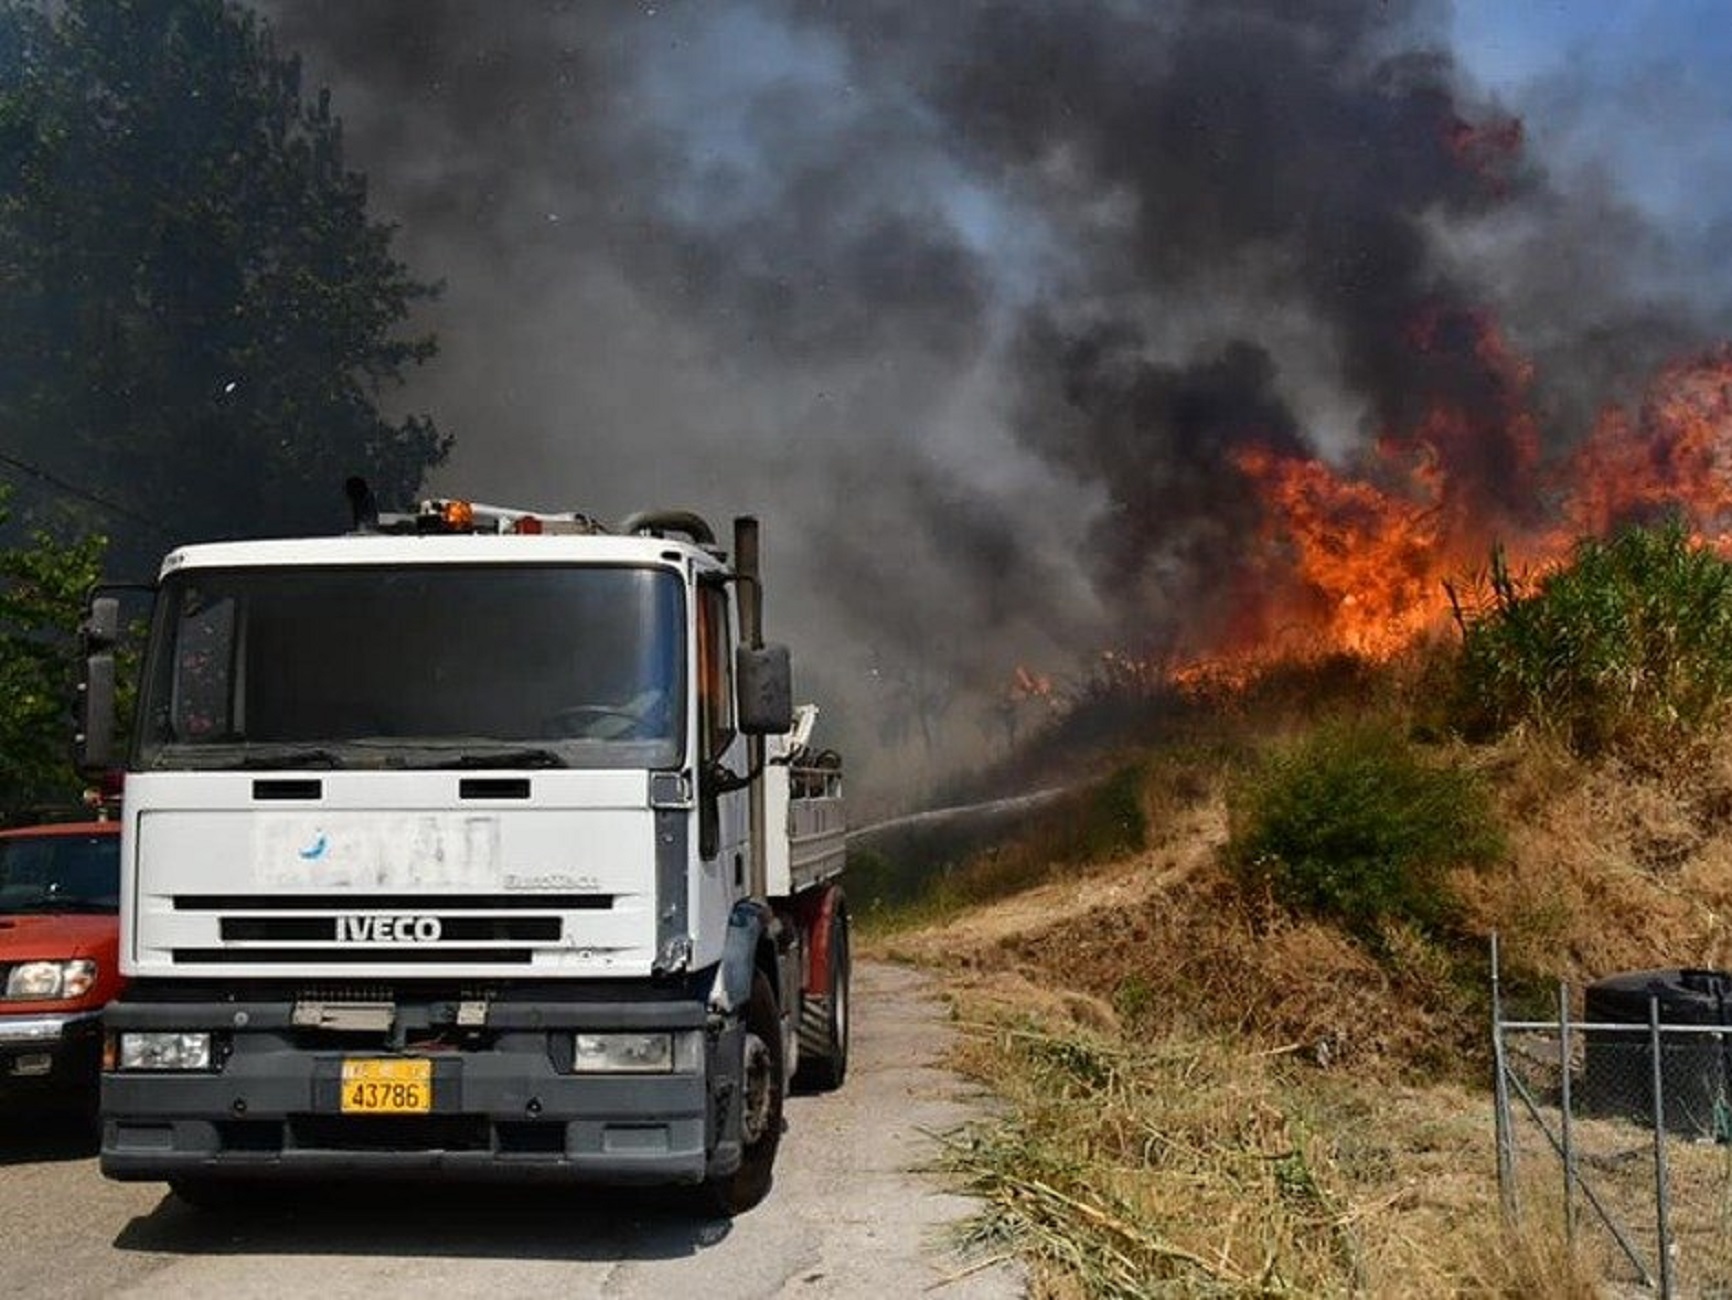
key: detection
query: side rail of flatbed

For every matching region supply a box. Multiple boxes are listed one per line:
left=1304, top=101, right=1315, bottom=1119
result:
left=785, top=759, right=845, bottom=893
left=765, top=746, right=845, bottom=897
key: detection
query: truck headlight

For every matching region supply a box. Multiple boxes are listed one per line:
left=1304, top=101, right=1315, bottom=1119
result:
left=5, top=959, right=98, bottom=1001
left=117, top=1032, right=212, bottom=1071
left=573, top=1032, right=674, bottom=1074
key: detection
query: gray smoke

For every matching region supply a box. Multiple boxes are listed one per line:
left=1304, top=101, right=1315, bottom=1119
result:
left=257, top=0, right=1727, bottom=798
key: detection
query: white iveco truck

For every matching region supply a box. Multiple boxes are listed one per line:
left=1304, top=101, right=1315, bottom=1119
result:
left=74, top=489, right=849, bottom=1213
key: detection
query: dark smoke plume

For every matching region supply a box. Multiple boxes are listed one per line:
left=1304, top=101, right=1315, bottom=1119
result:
left=258, top=0, right=1726, bottom=793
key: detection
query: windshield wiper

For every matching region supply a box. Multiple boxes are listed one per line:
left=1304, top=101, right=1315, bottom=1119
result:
left=426, top=747, right=567, bottom=770
left=230, top=747, right=345, bottom=770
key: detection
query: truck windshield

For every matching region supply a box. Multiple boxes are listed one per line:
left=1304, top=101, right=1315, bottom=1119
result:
left=135, top=565, right=686, bottom=770
left=0, top=832, right=120, bottom=914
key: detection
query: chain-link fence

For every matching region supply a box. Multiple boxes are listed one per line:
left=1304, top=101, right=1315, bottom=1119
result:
left=1493, top=939, right=1732, bottom=1297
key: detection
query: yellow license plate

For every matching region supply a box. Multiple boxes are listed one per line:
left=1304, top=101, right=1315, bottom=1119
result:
left=340, top=1058, right=432, bottom=1114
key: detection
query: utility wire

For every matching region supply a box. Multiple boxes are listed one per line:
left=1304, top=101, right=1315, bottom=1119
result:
left=0, top=446, right=175, bottom=538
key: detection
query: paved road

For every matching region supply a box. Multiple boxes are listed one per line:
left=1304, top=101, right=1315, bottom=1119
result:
left=0, top=963, right=1023, bottom=1299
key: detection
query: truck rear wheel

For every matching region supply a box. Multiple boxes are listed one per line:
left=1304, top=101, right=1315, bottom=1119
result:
left=794, top=906, right=850, bottom=1093
left=701, top=971, right=784, bottom=1215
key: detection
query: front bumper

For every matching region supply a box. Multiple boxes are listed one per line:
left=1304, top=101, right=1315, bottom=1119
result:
left=99, top=993, right=747, bottom=1186
left=0, top=1010, right=104, bottom=1101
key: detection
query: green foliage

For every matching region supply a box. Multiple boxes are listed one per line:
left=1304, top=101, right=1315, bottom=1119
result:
left=0, top=491, right=104, bottom=815
left=0, top=0, right=447, bottom=553
left=1450, top=521, right=1732, bottom=757
left=1227, top=720, right=1503, bottom=935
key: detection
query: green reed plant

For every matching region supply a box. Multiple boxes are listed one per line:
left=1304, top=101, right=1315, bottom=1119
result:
left=1450, top=520, right=1732, bottom=757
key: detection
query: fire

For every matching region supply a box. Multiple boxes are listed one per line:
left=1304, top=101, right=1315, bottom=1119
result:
left=1216, top=308, right=1545, bottom=662
left=1556, top=347, right=1732, bottom=551
left=1160, top=336, right=1732, bottom=689
left=1232, top=446, right=1446, bottom=659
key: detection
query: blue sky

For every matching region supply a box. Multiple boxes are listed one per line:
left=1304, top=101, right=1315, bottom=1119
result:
left=1453, top=0, right=1732, bottom=229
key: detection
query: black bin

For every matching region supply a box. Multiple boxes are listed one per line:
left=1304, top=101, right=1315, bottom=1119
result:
left=1580, top=968, right=1732, bottom=1138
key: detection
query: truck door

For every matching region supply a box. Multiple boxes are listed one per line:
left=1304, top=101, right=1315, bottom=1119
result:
left=696, top=581, right=750, bottom=906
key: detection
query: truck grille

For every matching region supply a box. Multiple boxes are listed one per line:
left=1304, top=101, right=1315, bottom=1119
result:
left=173, top=894, right=612, bottom=911
left=165, top=895, right=615, bottom=967
left=172, top=947, right=535, bottom=965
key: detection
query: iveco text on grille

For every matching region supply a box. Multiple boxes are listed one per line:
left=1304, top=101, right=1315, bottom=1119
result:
left=335, top=916, right=442, bottom=943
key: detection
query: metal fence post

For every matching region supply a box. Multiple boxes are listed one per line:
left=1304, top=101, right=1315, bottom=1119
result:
left=1559, top=981, right=1576, bottom=1248
left=1651, top=994, right=1675, bottom=1300
left=1492, top=933, right=1518, bottom=1222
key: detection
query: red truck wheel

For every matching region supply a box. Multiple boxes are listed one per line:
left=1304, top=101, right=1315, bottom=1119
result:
left=794, top=907, right=849, bottom=1093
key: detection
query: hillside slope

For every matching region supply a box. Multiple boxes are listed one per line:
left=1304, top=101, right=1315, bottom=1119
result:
left=864, top=733, right=1732, bottom=1296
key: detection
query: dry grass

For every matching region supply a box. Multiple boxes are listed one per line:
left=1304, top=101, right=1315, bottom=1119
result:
left=868, top=722, right=1732, bottom=1296
left=1459, top=729, right=1732, bottom=983
left=930, top=994, right=1605, bottom=1297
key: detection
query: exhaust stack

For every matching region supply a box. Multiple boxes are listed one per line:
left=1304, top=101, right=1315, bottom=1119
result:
left=736, top=516, right=768, bottom=899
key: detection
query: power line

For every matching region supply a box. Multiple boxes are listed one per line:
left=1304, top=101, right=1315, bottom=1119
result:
left=0, top=446, right=175, bottom=538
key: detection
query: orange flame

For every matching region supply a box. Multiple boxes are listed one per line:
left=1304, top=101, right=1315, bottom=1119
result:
left=1557, top=346, right=1732, bottom=551
left=1158, top=335, right=1732, bottom=689
left=1206, top=309, right=1545, bottom=663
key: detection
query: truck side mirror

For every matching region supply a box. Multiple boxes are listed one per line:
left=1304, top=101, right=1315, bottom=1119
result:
left=74, top=596, right=120, bottom=776
left=735, top=643, right=793, bottom=735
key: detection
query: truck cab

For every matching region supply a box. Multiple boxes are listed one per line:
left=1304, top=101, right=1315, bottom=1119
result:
left=76, top=499, right=847, bottom=1212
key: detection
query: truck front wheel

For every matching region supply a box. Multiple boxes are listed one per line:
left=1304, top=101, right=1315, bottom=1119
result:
left=703, top=971, right=784, bottom=1215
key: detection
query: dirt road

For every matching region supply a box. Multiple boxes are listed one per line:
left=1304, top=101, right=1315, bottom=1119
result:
left=0, top=962, right=1022, bottom=1299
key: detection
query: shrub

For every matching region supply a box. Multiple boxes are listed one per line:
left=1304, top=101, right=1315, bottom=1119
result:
left=1449, top=520, right=1732, bottom=758
left=1227, top=720, right=1504, bottom=936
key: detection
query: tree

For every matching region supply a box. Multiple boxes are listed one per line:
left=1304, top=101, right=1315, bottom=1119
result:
left=0, top=488, right=104, bottom=816
left=0, top=0, right=447, bottom=559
